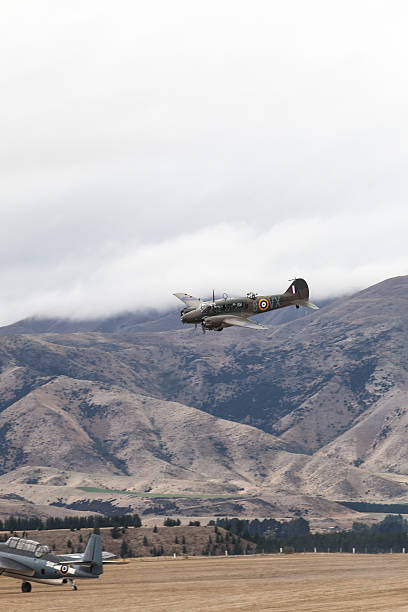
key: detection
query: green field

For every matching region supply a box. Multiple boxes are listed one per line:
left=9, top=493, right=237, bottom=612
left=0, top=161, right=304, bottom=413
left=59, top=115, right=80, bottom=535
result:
left=77, top=486, right=235, bottom=499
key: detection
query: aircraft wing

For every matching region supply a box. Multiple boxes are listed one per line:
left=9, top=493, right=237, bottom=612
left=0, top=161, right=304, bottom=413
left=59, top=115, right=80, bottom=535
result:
left=221, top=316, right=268, bottom=330
left=96, top=559, right=129, bottom=565
left=173, top=293, right=201, bottom=308
left=60, top=551, right=116, bottom=560
left=57, top=553, right=83, bottom=561
left=0, top=554, right=35, bottom=576
left=58, top=550, right=117, bottom=564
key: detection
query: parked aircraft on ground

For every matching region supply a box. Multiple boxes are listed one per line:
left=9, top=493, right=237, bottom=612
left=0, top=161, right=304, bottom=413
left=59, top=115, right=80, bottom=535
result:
left=174, top=278, right=318, bottom=332
left=0, top=534, right=103, bottom=592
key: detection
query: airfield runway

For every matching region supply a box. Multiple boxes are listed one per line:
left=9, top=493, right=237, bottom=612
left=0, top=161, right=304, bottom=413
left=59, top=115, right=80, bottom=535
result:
left=1, top=553, right=408, bottom=611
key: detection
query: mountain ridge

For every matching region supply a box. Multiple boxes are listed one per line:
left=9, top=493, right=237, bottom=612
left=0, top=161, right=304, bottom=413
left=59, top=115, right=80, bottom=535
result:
left=0, top=275, right=407, bottom=521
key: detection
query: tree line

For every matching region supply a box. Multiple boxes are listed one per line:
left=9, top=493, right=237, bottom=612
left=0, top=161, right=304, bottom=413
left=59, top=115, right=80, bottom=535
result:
left=338, top=501, right=408, bottom=514
left=0, top=513, right=141, bottom=533
left=210, top=517, right=310, bottom=540
left=211, top=514, right=408, bottom=554
left=3, top=512, right=408, bottom=555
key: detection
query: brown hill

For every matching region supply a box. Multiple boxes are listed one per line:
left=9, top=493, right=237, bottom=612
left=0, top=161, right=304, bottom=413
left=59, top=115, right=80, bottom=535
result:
left=0, top=376, right=294, bottom=490
left=3, top=525, right=246, bottom=558
left=0, top=275, right=407, bottom=519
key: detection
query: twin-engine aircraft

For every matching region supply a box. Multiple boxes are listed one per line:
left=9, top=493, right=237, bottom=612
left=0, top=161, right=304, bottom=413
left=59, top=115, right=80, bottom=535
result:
left=0, top=534, right=103, bottom=592
left=174, top=278, right=318, bottom=332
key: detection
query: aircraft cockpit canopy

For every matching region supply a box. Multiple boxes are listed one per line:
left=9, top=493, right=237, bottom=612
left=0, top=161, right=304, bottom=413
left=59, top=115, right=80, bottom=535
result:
left=6, top=536, right=51, bottom=557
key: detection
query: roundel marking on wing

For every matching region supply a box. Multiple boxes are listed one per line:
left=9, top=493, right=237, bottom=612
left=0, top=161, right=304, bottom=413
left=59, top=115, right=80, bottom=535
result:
left=258, top=298, right=270, bottom=311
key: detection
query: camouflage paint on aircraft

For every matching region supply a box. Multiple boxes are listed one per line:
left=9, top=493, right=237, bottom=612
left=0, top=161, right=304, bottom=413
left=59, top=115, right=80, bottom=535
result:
left=0, top=534, right=103, bottom=593
left=174, top=278, right=318, bottom=332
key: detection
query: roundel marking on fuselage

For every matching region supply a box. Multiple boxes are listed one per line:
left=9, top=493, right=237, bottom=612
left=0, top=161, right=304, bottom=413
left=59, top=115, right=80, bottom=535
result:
left=258, top=298, right=270, bottom=312
left=60, top=564, right=69, bottom=575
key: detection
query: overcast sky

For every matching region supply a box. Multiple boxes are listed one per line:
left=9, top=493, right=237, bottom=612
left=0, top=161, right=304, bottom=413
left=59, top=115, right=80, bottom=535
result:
left=1, top=1, right=407, bottom=325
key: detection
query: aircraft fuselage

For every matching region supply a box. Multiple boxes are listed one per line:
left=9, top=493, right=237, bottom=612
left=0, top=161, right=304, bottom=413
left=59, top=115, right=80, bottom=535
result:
left=181, top=291, right=295, bottom=325
left=176, top=278, right=317, bottom=332
left=0, top=534, right=102, bottom=592
left=0, top=544, right=98, bottom=582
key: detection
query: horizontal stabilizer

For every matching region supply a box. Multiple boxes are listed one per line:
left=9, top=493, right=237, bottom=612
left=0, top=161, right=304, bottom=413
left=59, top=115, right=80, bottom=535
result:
left=100, top=560, right=130, bottom=565
left=302, top=301, right=319, bottom=310
left=173, top=293, right=201, bottom=308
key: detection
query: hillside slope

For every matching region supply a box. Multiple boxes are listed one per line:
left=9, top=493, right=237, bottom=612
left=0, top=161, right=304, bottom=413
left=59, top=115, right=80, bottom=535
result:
left=0, top=376, right=296, bottom=491
left=0, top=276, right=407, bottom=517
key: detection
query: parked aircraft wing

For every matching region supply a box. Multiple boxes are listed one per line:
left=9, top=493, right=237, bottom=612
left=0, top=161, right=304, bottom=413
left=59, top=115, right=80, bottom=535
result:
left=96, top=559, right=129, bottom=565
left=56, top=535, right=103, bottom=575
left=0, top=554, right=35, bottom=576
left=173, top=293, right=201, bottom=308
left=58, top=553, right=86, bottom=561
left=221, top=316, right=268, bottom=330
left=59, top=551, right=116, bottom=563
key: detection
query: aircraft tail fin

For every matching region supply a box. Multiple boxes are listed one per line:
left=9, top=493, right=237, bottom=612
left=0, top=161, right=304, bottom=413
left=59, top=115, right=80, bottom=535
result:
left=284, top=278, right=309, bottom=300
left=173, top=293, right=201, bottom=308
left=82, top=534, right=103, bottom=575
left=284, top=279, right=319, bottom=310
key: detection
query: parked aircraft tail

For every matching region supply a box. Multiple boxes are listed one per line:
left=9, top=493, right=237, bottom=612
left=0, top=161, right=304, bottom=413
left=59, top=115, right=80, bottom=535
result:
left=82, top=535, right=103, bottom=576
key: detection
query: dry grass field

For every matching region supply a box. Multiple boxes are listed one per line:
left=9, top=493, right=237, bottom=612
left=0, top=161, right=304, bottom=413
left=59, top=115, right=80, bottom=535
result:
left=1, top=553, right=408, bottom=612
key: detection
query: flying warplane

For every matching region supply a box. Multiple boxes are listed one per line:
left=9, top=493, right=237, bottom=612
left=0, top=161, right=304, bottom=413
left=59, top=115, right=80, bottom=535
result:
left=174, top=278, right=318, bottom=332
left=0, top=533, right=102, bottom=592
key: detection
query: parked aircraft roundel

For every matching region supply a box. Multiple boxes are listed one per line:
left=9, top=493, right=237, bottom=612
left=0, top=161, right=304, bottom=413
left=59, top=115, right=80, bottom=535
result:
left=258, top=298, right=270, bottom=311
left=60, top=564, right=69, bottom=575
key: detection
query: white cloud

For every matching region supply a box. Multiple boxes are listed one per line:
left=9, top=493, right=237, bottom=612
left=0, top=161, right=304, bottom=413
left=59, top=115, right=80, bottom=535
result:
left=0, top=207, right=406, bottom=324
left=0, top=1, right=407, bottom=324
